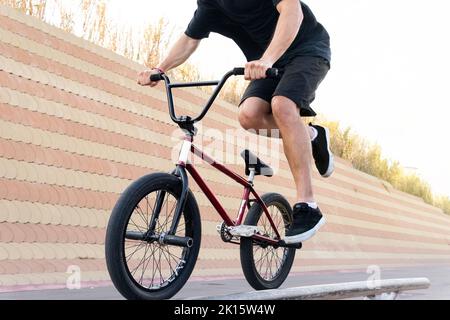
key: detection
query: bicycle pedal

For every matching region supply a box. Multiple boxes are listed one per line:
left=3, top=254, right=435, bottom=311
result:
left=228, top=225, right=259, bottom=237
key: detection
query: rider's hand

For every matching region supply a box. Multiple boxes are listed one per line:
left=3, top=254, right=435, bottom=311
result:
left=244, top=60, right=273, bottom=81
left=137, top=69, right=161, bottom=87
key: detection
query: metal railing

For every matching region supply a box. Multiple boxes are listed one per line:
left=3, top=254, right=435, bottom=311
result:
left=188, top=278, right=430, bottom=300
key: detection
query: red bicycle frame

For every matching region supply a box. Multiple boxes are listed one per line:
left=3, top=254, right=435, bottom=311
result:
left=177, top=137, right=281, bottom=246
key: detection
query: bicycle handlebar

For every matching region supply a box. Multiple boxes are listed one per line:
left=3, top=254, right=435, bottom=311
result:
left=150, top=67, right=281, bottom=127
left=151, top=68, right=280, bottom=82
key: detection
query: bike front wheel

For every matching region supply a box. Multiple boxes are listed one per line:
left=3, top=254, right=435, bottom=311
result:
left=240, top=193, right=296, bottom=290
left=105, top=173, right=201, bottom=300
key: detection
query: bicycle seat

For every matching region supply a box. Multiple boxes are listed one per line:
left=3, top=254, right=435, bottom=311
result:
left=240, top=150, right=274, bottom=177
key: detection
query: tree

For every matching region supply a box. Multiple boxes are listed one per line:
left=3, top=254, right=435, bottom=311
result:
left=0, top=0, right=47, bottom=19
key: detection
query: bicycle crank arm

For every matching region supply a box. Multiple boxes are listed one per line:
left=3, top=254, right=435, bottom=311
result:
left=125, top=231, right=193, bottom=248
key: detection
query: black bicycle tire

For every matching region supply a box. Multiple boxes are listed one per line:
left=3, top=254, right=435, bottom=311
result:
left=240, top=193, right=296, bottom=290
left=105, top=173, right=201, bottom=300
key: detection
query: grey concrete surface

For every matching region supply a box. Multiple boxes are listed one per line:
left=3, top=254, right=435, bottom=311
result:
left=0, top=265, right=449, bottom=300
left=191, top=278, right=431, bottom=300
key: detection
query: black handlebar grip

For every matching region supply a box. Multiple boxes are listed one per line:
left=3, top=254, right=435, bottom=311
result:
left=266, top=68, right=280, bottom=79
left=150, top=73, right=164, bottom=82
left=233, top=67, right=245, bottom=76
left=232, top=67, right=280, bottom=78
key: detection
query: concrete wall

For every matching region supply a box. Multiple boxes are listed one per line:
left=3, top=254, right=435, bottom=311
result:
left=1, top=5, right=450, bottom=291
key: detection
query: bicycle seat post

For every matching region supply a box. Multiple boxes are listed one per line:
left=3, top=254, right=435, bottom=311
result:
left=247, top=169, right=256, bottom=185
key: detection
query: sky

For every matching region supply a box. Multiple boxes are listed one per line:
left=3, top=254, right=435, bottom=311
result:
left=92, top=0, right=450, bottom=197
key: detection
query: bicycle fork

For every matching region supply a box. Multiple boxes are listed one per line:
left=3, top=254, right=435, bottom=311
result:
left=145, top=139, right=194, bottom=248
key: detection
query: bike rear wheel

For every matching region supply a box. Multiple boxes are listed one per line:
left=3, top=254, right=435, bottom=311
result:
left=105, top=173, right=201, bottom=300
left=240, top=193, right=296, bottom=290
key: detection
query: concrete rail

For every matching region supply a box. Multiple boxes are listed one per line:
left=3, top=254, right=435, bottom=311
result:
left=188, top=278, right=431, bottom=300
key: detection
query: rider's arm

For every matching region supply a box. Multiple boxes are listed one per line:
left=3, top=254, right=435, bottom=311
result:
left=158, top=34, right=201, bottom=73
left=139, top=2, right=216, bottom=87
left=245, top=0, right=303, bottom=80
left=262, top=0, right=303, bottom=65
left=138, top=34, right=201, bottom=87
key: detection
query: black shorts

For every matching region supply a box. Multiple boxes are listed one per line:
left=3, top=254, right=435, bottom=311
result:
left=240, top=56, right=330, bottom=117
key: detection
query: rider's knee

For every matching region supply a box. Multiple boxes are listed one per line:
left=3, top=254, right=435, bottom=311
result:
left=239, top=99, right=262, bottom=130
left=271, top=96, right=298, bottom=124
left=238, top=107, right=257, bottom=130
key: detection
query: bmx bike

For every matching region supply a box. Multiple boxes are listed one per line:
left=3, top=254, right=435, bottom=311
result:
left=105, top=68, right=302, bottom=300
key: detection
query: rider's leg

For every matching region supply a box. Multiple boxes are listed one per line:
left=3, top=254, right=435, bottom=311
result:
left=239, top=97, right=316, bottom=140
left=239, top=95, right=327, bottom=244
left=271, top=96, right=314, bottom=204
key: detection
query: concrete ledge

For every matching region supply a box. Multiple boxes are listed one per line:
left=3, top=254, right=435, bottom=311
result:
left=188, top=278, right=431, bottom=300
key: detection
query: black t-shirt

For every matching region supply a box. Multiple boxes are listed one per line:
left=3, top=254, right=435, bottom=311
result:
left=185, top=0, right=331, bottom=66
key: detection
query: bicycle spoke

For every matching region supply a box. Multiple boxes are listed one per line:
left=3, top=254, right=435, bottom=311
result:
left=264, top=249, right=271, bottom=279
left=269, top=249, right=275, bottom=279
left=160, top=246, right=176, bottom=277
left=128, top=217, right=145, bottom=233
left=265, top=248, right=272, bottom=279
left=253, top=245, right=262, bottom=255
left=163, top=244, right=182, bottom=259
left=126, top=241, right=146, bottom=262
left=264, top=248, right=272, bottom=279
left=267, top=248, right=273, bottom=279
left=255, top=247, right=271, bottom=274
left=273, top=249, right=282, bottom=272
left=137, top=243, right=151, bottom=284
left=260, top=249, right=267, bottom=279
left=157, top=245, right=164, bottom=285
left=130, top=244, right=150, bottom=276
left=150, top=245, right=158, bottom=288
left=269, top=248, right=277, bottom=278
left=144, top=245, right=158, bottom=282
left=175, top=220, right=186, bottom=235
left=273, top=251, right=280, bottom=274
left=135, top=204, right=148, bottom=227
left=254, top=247, right=270, bottom=266
left=160, top=198, right=177, bottom=232
left=125, top=242, right=144, bottom=250
left=151, top=247, right=161, bottom=288
left=144, top=195, right=151, bottom=226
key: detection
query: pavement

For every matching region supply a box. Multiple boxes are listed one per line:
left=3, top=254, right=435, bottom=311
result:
left=0, top=265, right=449, bottom=300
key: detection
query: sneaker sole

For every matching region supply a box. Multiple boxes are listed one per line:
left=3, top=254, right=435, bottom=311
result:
left=284, top=217, right=327, bottom=244
left=321, top=127, right=335, bottom=178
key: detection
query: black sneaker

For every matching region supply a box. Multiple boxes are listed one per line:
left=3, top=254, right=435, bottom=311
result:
left=310, top=124, right=334, bottom=178
left=284, top=203, right=326, bottom=244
